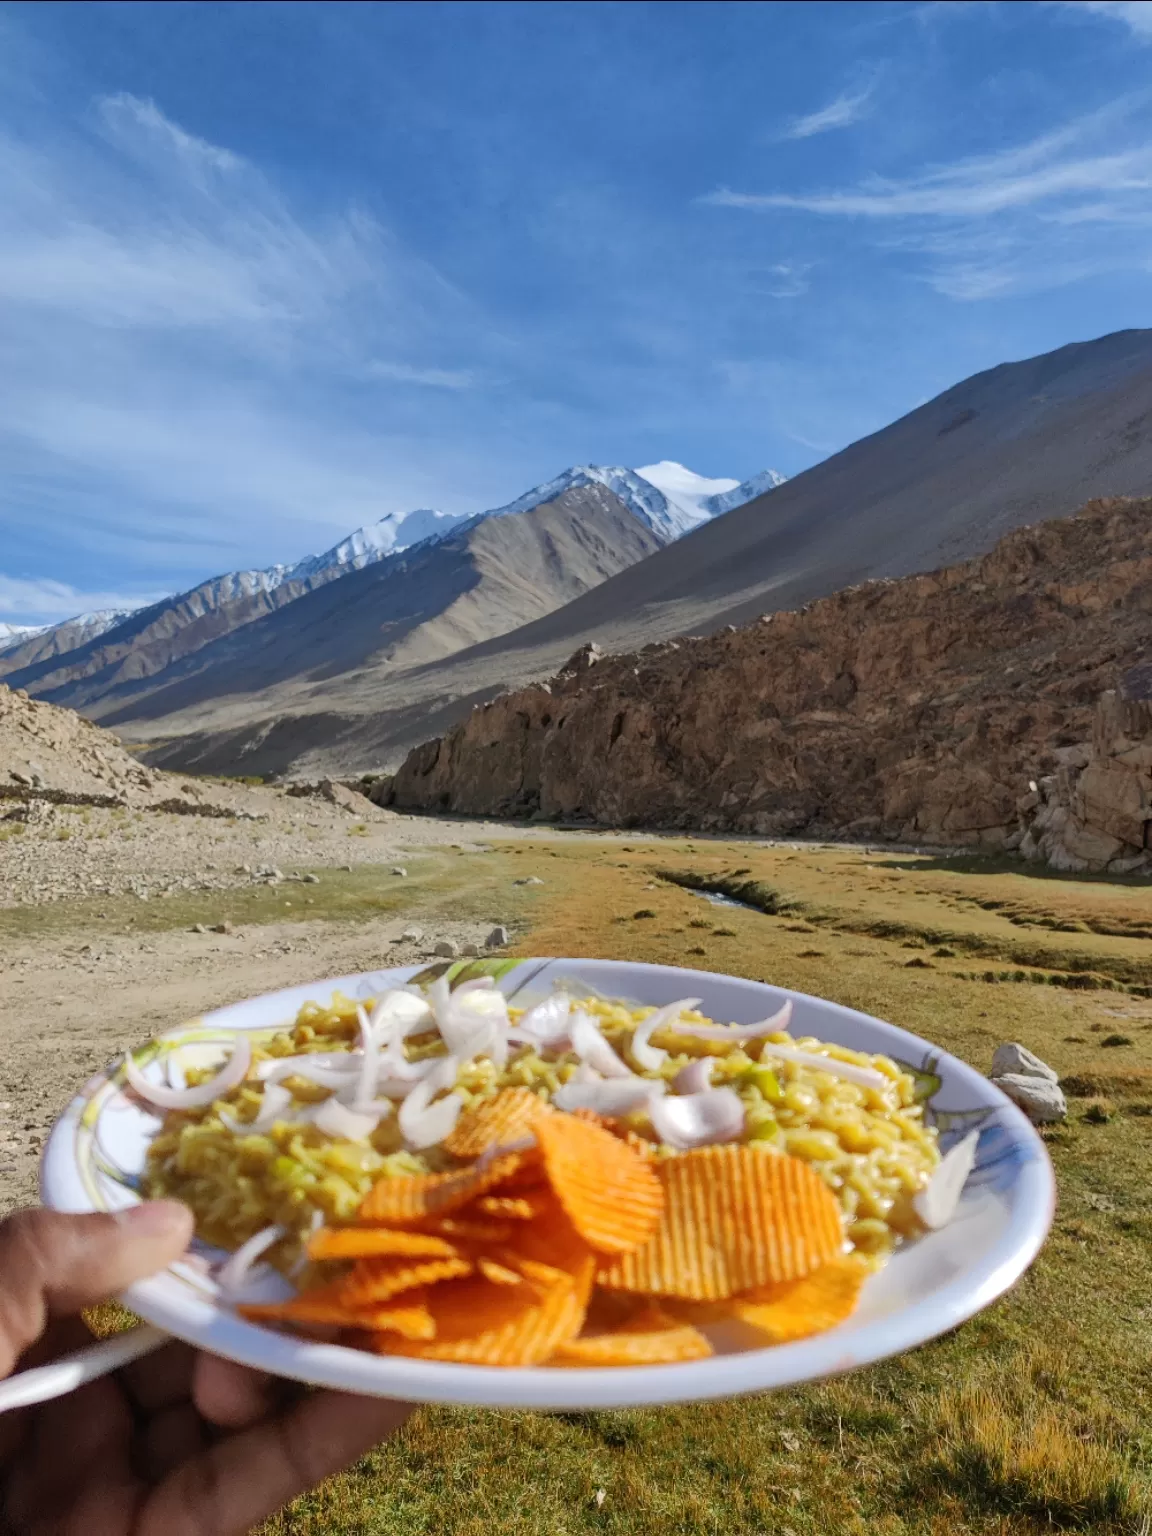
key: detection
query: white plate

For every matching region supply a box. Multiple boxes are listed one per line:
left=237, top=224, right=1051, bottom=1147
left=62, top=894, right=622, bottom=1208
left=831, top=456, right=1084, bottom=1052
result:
left=40, top=957, right=1054, bottom=1410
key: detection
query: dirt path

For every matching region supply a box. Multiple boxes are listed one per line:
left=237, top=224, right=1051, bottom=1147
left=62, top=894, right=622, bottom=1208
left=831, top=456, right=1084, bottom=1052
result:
left=0, top=909, right=509, bottom=1215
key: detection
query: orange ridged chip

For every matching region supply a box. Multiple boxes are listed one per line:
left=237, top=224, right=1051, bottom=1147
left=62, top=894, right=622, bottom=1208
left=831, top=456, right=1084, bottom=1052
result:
left=532, top=1113, right=663, bottom=1254
left=568, top=1110, right=655, bottom=1157
left=726, top=1255, right=868, bottom=1342
left=550, top=1304, right=713, bottom=1366
left=358, top=1149, right=528, bottom=1224
left=382, top=1260, right=591, bottom=1365
left=359, top=1292, right=436, bottom=1341
left=444, top=1087, right=552, bottom=1157
left=240, top=1276, right=363, bottom=1329
left=308, top=1226, right=462, bottom=1261
left=421, top=1216, right=515, bottom=1244
left=338, top=1255, right=473, bottom=1306
left=478, top=1257, right=530, bottom=1288
left=596, top=1146, right=843, bottom=1299
left=475, top=1195, right=546, bottom=1221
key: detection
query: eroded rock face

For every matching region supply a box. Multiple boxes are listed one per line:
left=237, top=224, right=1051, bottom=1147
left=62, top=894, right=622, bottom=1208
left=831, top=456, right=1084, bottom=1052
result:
left=390, top=497, right=1152, bottom=853
left=1019, top=681, right=1152, bottom=874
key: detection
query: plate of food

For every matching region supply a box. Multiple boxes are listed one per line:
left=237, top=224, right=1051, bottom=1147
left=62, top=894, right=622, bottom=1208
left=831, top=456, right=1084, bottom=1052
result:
left=39, top=957, right=1054, bottom=1409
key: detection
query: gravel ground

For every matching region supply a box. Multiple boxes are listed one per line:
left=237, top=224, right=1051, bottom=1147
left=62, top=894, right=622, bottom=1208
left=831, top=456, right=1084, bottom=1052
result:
left=0, top=786, right=539, bottom=907
left=0, top=787, right=571, bottom=1213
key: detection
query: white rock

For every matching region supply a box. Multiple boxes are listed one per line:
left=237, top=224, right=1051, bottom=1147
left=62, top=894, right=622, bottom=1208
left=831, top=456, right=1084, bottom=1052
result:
left=991, top=1043, right=1058, bottom=1083
left=401, top=926, right=424, bottom=942
left=995, top=1073, right=1067, bottom=1124
left=391, top=866, right=408, bottom=877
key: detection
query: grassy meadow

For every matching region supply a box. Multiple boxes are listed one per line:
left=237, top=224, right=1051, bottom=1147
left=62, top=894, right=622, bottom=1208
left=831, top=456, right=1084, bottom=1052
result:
left=90, top=836, right=1152, bottom=1532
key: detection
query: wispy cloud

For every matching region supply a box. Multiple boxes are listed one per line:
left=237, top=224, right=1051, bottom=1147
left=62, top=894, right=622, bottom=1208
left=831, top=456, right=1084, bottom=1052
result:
left=365, top=359, right=476, bottom=389
left=782, top=81, right=875, bottom=140
left=0, top=90, right=508, bottom=619
left=1063, top=2, right=1152, bottom=40
left=761, top=262, right=811, bottom=298
left=704, top=102, right=1152, bottom=299
left=0, top=573, right=164, bottom=620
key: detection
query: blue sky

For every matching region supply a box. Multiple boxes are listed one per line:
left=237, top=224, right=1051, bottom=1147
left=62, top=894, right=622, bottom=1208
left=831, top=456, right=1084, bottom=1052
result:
left=3, top=0, right=1152, bottom=625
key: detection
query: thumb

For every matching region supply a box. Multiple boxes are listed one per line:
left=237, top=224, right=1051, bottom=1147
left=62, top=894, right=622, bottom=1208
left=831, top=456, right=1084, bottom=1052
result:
left=0, top=1203, right=193, bottom=1378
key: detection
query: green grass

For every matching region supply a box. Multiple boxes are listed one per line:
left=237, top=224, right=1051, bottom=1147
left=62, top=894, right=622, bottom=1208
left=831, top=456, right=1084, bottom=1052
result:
left=29, top=837, right=1152, bottom=1533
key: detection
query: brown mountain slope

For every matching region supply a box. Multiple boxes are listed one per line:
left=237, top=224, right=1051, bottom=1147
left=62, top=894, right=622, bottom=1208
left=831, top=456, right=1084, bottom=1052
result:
left=387, top=496, right=1152, bottom=866
left=0, top=575, right=309, bottom=705
left=126, top=328, right=1152, bottom=777
left=109, top=484, right=663, bottom=755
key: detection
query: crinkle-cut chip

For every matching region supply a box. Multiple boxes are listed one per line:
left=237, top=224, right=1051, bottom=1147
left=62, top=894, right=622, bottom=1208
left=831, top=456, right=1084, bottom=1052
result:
left=359, top=1292, right=436, bottom=1341
left=478, top=1257, right=530, bottom=1288
left=338, top=1255, right=473, bottom=1306
left=358, top=1149, right=527, bottom=1224
left=382, top=1262, right=590, bottom=1365
left=532, top=1113, right=663, bottom=1254
left=568, top=1110, right=655, bottom=1156
left=596, top=1146, right=843, bottom=1299
left=445, top=1088, right=553, bottom=1158
left=421, top=1216, right=515, bottom=1244
left=498, top=1194, right=597, bottom=1290
left=550, top=1305, right=713, bottom=1366
left=727, top=1255, right=868, bottom=1342
left=475, top=1195, right=546, bottom=1221
left=239, top=1277, right=362, bottom=1329
left=308, top=1226, right=461, bottom=1261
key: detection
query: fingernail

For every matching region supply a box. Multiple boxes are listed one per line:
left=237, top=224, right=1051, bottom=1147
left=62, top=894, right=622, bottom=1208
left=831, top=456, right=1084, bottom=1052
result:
left=116, top=1200, right=193, bottom=1239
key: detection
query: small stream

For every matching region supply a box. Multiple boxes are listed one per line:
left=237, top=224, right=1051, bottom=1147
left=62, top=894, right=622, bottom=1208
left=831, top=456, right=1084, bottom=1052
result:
left=691, top=888, right=759, bottom=912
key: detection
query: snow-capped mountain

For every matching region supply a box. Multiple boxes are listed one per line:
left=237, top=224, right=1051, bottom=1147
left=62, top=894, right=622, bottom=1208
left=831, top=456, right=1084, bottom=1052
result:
left=282, top=507, right=472, bottom=585
left=703, top=468, right=788, bottom=518
left=484, top=461, right=785, bottom=543
left=0, top=462, right=784, bottom=686
left=0, top=622, right=45, bottom=651
left=118, top=465, right=782, bottom=624
left=0, top=609, right=134, bottom=658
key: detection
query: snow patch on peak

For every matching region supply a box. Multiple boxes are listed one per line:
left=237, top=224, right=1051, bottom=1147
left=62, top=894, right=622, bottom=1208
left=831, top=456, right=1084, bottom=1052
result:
left=634, top=462, right=741, bottom=532
left=0, top=622, right=46, bottom=652
left=703, top=468, right=788, bottom=517
left=286, top=507, right=471, bottom=584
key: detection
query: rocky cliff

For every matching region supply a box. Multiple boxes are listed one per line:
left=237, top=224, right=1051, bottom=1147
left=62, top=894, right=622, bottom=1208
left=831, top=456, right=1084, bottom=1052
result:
left=387, top=498, right=1152, bottom=862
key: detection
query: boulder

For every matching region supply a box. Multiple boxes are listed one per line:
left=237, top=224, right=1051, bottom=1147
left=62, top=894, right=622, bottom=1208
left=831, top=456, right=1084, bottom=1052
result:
left=485, top=925, right=510, bottom=949
left=994, top=1073, right=1067, bottom=1124
left=991, top=1043, right=1058, bottom=1083
left=433, top=939, right=458, bottom=959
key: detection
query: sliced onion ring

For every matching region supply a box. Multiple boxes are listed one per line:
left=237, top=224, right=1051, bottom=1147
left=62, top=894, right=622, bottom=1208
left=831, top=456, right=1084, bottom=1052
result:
left=399, top=1056, right=464, bottom=1149
left=124, top=1035, right=252, bottom=1111
left=630, top=998, right=702, bottom=1072
left=758, top=1041, right=888, bottom=1091
left=673, top=1057, right=715, bottom=1095
left=218, top=1082, right=294, bottom=1135
left=666, top=998, right=793, bottom=1043
left=571, top=1011, right=633, bottom=1079
left=311, top=1098, right=383, bottom=1141
left=256, top=1052, right=359, bottom=1084
left=516, top=994, right=572, bottom=1045
left=650, top=1087, right=745, bottom=1149
left=553, top=1077, right=666, bottom=1115
left=217, top=1223, right=285, bottom=1299
left=913, top=1129, right=979, bottom=1230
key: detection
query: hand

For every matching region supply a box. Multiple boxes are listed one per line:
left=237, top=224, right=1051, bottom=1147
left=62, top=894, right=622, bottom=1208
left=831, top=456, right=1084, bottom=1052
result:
left=0, top=1203, right=411, bottom=1535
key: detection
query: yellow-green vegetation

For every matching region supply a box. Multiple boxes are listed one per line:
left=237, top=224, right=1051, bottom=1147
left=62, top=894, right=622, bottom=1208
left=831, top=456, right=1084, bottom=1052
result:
left=65, top=838, right=1152, bottom=1533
